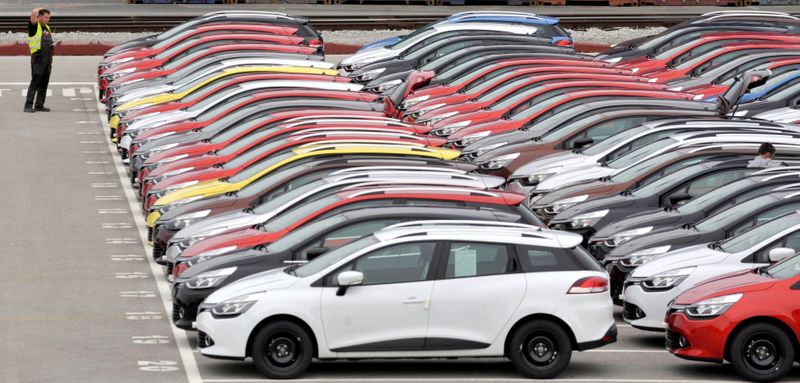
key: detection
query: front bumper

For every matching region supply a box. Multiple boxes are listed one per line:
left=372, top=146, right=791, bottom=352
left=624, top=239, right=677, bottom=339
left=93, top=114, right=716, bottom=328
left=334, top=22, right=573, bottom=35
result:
left=622, top=283, right=679, bottom=330
left=196, top=310, right=253, bottom=359
left=665, top=312, right=727, bottom=363
left=172, top=283, right=206, bottom=330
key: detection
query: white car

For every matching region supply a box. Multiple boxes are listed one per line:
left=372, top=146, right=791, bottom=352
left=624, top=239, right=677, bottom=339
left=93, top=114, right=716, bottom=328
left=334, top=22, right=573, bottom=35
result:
left=339, top=22, right=542, bottom=72
left=622, top=210, right=800, bottom=330
left=196, top=221, right=615, bottom=379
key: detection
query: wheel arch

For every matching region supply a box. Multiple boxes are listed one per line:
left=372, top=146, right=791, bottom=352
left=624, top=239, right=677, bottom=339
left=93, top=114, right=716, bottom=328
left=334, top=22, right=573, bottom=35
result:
left=723, top=316, right=799, bottom=362
left=503, top=313, right=578, bottom=355
left=246, top=314, right=320, bottom=359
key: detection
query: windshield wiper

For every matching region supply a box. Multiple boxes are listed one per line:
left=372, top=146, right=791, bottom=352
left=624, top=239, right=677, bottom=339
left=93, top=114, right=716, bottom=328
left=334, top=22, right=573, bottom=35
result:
left=284, top=264, right=298, bottom=276
left=708, top=240, right=722, bottom=250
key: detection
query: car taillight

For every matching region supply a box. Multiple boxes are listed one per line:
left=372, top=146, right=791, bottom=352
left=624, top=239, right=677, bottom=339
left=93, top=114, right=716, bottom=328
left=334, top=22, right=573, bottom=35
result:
left=550, top=36, right=574, bottom=47
left=173, top=262, right=189, bottom=278
left=309, top=38, right=322, bottom=47
left=567, top=276, right=609, bottom=294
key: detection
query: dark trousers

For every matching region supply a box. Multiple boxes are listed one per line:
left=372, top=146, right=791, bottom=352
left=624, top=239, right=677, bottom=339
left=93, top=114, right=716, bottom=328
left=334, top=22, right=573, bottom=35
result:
left=25, top=56, right=51, bottom=109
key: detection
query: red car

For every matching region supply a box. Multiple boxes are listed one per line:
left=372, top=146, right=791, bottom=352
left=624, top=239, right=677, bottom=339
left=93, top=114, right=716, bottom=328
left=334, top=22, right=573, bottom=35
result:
left=444, top=89, right=702, bottom=147
left=170, top=187, right=527, bottom=277
left=140, top=125, right=439, bottom=200
left=115, top=72, right=350, bottom=125
left=403, top=67, right=636, bottom=120
left=100, top=24, right=305, bottom=70
left=617, top=32, right=800, bottom=74
left=402, top=57, right=619, bottom=107
left=127, top=89, right=381, bottom=156
left=666, top=254, right=800, bottom=382
left=424, top=80, right=672, bottom=137
left=642, top=42, right=800, bottom=83
left=99, top=34, right=318, bottom=89
left=137, top=112, right=401, bottom=181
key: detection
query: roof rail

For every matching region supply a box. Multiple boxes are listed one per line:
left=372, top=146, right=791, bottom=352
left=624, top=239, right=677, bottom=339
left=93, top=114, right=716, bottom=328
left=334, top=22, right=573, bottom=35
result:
left=288, top=132, right=424, bottom=141
left=772, top=182, right=800, bottom=191
left=700, top=10, right=793, bottom=17
left=754, top=165, right=800, bottom=174
left=342, top=186, right=500, bottom=198
left=329, top=166, right=465, bottom=176
left=297, top=142, right=432, bottom=152
left=385, top=220, right=542, bottom=231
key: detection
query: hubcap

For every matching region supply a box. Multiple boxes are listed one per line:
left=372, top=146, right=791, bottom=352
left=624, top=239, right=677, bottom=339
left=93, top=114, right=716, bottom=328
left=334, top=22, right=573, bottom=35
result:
left=523, top=334, right=558, bottom=367
left=266, top=333, right=301, bottom=367
left=744, top=333, right=781, bottom=371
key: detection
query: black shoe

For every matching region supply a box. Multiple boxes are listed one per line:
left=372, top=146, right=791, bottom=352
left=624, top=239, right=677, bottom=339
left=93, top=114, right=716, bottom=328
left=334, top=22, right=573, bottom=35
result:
left=34, top=107, right=50, bottom=112
left=24, top=107, right=35, bottom=113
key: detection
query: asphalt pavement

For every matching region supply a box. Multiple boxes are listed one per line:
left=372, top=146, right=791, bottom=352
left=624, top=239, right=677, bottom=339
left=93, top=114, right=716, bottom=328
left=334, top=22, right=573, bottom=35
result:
left=0, top=56, right=797, bottom=383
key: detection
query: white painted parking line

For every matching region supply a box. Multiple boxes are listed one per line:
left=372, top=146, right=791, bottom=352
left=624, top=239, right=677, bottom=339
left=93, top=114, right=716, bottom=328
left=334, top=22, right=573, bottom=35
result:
left=62, top=88, right=76, bottom=97
left=99, top=208, right=129, bottom=214
left=110, top=254, right=144, bottom=261
left=200, top=379, right=749, bottom=383
left=89, top=171, right=115, bottom=175
left=585, top=349, right=666, bottom=353
left=0, top=88, right=10, bottom=97
left=72, top=97, right=95, bottom=101
left=93, top=83, right=203, bottom=383
left=21, top=89, right=52, bottom=97
left=77, top=131, right=102, bottom=135
left=74, top=108, right=97, bottom=112
left=132, top=335, right=171, bottom=345
left=95, top=195, right=124, bottom=201
left=106, top=238, right=140, bottom=244
left=86, top=161, right=110, bottom=164
left=115, top=272, right=149, bottom=279
left=103, top=223, right=134, bottom=229
left=90, top=182, right=118, bottom=188
left=126, top=312, right=163, bottom=320
left=76, top=120, right=99, bottom=124
left=80, top=140, right=105, bottom=144
left=120, top=291, right=156, bottom=298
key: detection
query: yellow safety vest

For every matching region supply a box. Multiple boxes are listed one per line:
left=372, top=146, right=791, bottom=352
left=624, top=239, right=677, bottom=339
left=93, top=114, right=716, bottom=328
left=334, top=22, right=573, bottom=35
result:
left=28, top=22, right=51, bottom=54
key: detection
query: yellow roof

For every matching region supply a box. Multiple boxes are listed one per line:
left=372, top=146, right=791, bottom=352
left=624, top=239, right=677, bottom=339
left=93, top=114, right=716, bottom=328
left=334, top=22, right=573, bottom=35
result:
left=152, top=144, right=461, bottom=208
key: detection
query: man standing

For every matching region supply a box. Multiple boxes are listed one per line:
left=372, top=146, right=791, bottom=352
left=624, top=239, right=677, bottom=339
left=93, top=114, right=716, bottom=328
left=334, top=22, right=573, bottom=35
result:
left=748, top=143, right=785, bottom=168
left=24, top=7, right=53, bottom=113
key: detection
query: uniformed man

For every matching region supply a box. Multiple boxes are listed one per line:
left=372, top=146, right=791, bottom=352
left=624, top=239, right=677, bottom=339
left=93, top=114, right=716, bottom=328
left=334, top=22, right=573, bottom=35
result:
left=24, top=7, right=54, bottom=113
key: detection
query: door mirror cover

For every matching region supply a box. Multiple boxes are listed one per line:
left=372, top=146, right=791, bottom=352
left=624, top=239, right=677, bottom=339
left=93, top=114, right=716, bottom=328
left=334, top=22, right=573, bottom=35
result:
left=306, top=247, right=330, bottom=261
left=337, top=270, right=364, bottom=287
left=668, top=192, right=692, bottom=207
left=768, top=247, right=795, bottom=263
left=572, top=137, right=594, bottom=149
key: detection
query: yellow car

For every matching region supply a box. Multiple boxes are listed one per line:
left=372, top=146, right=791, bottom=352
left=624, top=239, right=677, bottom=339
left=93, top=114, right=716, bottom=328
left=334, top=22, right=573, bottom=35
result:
left=145, top=143, right=461, bottom=227
left=108, top=65, right=341, bottom=131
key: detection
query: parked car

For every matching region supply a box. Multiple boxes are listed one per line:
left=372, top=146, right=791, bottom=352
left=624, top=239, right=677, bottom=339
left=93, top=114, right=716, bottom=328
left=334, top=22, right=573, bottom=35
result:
left=195, top=221, right=614, bottom=379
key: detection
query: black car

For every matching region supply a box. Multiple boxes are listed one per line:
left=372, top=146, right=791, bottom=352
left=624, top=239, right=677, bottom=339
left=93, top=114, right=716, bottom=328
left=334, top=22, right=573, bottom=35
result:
left=549, top=159, right=759, bottom=245
left=171, top=205, right=541, bottom=330
left=592, top=168, right=800, bottom=259
left=151, top=157, right=476, bottom=260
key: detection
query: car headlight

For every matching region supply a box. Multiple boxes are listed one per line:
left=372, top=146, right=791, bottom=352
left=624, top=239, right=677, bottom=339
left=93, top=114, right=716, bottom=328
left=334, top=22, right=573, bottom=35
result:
left=421, top=111, right=458, bottom=125
left=685, top=293, right=742, bottom=318
left=411, top=103, right=445, bottom=117
left=161, top=167, right=194, bottom=177
left=465, top=141, right=507, bottom=158
left=630, top=67, right=640, bottom=74
left=431, top=120, right=470, bottom=136
left=544, top=194, right=589, bottom=215
left=206, top=291, right=265, bottom=317
left=353, top=68, right=386, bottom=82
left=570, top=209, right=609, bottom=229
left=527, top=171, right=557, bottom=185
left=108, top=67, right=136, bottom=80
left=185, top=266, right=237, bottom=290
left=478, top=153, right=519, bottom=170
left=185, top=246, right=239, bottom=267
left=606, top=226, right=654, bottom=248
left=164, top=209, right=211, bottom=230
left=642, top=266, right=694, bottom=290
left=604, top=57, right=622, bottom=64
left=401, top=94, right=430, bottom=109
left=110, top=57, right=134, bottom=65
left=454, top=131, right=490, bottom=147
left=367, top=79, right=402, bottom=93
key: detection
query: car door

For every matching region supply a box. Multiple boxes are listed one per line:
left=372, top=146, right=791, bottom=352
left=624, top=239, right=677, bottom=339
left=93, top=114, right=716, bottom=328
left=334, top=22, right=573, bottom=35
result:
left=728, top=202, right=800, bottom=239
left=660, top=168, right=752, bottom=207
left=293, top=218, right=406, bottom=261
left=319, top=241, right=440, bottom=353
left=425, top=241, right=525, bottom=349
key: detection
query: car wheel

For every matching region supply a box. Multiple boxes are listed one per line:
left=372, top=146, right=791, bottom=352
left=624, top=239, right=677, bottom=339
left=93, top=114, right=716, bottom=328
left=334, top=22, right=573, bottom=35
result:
left=729, top=322, right=795, bottom=382
left=509, top=319, right=572, bottom=379
left=251, top=320, right=313, bottom=379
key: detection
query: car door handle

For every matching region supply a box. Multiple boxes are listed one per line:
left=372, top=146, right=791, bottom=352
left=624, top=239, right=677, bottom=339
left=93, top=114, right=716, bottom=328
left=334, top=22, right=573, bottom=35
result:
left=402, top=297, right=430, bottom=310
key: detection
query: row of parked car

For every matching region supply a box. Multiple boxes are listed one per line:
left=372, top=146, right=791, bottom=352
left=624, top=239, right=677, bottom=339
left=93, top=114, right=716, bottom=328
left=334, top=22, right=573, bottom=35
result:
left=97, top=9, right=800, bottom=381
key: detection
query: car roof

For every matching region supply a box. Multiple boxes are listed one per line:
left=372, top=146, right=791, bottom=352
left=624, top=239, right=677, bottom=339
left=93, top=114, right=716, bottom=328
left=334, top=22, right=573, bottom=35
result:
left=447, top=11, right=560, bottom=26
left=336, top=185, right=522, bottom=202
left=374, top=220, right=582, bottom=248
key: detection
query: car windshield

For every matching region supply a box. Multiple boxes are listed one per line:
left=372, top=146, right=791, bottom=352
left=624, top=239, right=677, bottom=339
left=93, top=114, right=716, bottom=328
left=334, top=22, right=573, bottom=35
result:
left=252, top=179, right=326, bottom=214
left=227, top=151, right=295, bottom=183
left=182, top=84, right=240, bottom=106
left=765, top=253, right=800, bottom=279
left=212, top=113, right=275, bottom=146
left=720, top=213, right=799, bottom=253
left=632, top=164, right=702, bottom=196
left=606, top=138, right=678, bottom=170
left=696, top=195, right=776, bottom=232
left=262, top=194, right=340, bottom=233
left=764, top=76, right=800, bottom=101
left=476, top=77, right=538, bottom=103
left=294, top=235, right=380, bottom=277
left=386, top=24, right=436, bottom=49
left=221, top=139, right=289, bottom=170
left=238, top=164, right=322, bottom=198
left=610, top=151, right=684, bottom=182
left=582, top=125, right=649, bottom=155
left=678, top=178, right=757, bottom=214
left=268, top=215, right=349, bottom=253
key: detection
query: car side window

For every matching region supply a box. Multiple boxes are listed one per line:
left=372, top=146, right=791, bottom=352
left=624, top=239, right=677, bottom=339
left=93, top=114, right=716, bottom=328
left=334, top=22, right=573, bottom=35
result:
left=564, top=116, right=649, bottom=149
left=443, top=242, right=513, bottom=279
left=296, top=219, right=405, bottom=260
left=730, top=202, right=800, bottom=238
left=329, top=241, right=438, bottom=286
left=606, top=130, right=673, bottom=162
left=515, top=245, right=582, bottom=272
left=752, top=230, right=800, bottom=263
left=684, top=169, right=751, bottom=198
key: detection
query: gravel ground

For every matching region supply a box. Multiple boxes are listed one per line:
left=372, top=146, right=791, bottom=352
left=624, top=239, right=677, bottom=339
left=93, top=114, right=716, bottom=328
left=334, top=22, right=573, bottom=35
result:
left=0, top=26, right=666, bottom=47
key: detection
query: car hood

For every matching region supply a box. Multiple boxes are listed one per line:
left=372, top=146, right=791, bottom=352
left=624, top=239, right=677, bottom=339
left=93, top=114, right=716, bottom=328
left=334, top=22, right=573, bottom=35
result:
left=631, top=244, right=725, bottom=278
left=172, top=209, right=268, bottom=242
left=509, top=151, right=588, bottom=180
left=552, top=193, right=636, bottom=222
left=610, top=227, right=704, bottom=258
left=134, top=131, right=208, bottom=156
left=205, top=267, right=298, bottom=305
left=126, top=110, right=192, bottom=132
left=675, top=269, right=776, bottom=305
left=753, top=107, right=800, bottom=124
left=533, top=180, right=616, bottom=208
left=534, top=164, right=615, bottom=192
left=340, top=48, right=396, bottom=67
left=593, top=208, right=686, bottom=239
left=462, top=129, right=531, bottom=156
left=357, top=36, right=403, bottom=53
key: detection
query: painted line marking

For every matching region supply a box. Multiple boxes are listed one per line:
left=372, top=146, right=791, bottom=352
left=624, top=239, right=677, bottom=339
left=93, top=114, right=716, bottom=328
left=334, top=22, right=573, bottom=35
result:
left=90, top=183, right=118, bottom=188
left=80, top=141, right=105, bottom=144
left=115, top=272, right=149, bottom=279
left=71, top=97, right=94, bottom=101
left=21, top=89, right=51, bottom=97
left=93, top=83, right=201, bottom=383
left=0, top=88, right=10, bottom=97
left=103, top=223, right=134, bottom=229
left=77, top=131, right=101, bottom=135
left=85, top=161, right=110, bottom=164
left=73, top=108, right=97, bottom=112
left=0, top=81, right=96, bottom=86
left=126, top=311, right=163, bottom=320
left=106, top=238, right=139, bottom=245
left=76, top=120, right=99, bottom=124
left=89, top=171, right=114, bottom=175
left=95, top=195, right=124, bottom=201
left=110, top=254, right=144, bottom=261
left=121, top=291, right=156, bottom=298
left=62, top=88, right=76, bottom=97
left=98, top=208, right=128, bottom=214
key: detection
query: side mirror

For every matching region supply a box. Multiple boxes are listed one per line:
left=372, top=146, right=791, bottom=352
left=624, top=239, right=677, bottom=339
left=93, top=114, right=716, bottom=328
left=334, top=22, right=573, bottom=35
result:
left=768, top=247, right=795, bottom=263
left=716, top=69, right=771, bottom=116
left=305, top=247, right=330, bottom=261
left=668, top=193, right=692, bottom=207
left=336, top=270, right=364, bottom=296
left=572, top=137, right=594, bottom=149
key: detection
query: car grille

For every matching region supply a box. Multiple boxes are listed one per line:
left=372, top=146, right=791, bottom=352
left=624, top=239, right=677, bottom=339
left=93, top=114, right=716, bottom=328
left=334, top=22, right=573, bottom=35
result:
left=147, top=227, right=153, bottom=242
left=666, top=329, right=688, bottom=349
left=198, top=331, right=214, bottom=348
left=623, top=302, right=646, bottom=321
left=152, top=242, right=165, bottom=261
left=166, top=262, right=174, bottom=277
left=172, top=302, right=183, bottom=322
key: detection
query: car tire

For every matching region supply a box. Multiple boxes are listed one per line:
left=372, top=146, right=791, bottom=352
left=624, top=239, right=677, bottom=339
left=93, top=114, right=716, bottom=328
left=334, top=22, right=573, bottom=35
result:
left=508, top=319, right=573, bottom=379
left=728, top=322, right=795, bottom=382
left=251, top=320, right=313, bottom=379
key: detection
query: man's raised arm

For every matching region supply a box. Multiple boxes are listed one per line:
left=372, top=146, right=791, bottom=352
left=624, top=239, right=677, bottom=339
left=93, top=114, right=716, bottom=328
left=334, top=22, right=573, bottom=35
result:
left=30, top=7, right=40, bottom=24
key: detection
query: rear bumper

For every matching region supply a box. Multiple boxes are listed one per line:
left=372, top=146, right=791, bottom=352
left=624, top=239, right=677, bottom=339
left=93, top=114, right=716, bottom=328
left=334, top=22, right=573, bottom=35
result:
left=577, top=324, right=618, bottom=351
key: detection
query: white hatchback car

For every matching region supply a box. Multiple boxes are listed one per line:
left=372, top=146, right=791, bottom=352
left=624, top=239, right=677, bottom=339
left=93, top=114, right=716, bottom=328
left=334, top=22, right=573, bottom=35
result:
left=196, top=221, right=616, bottom=379
left=622, top=211, right=800, bottom=330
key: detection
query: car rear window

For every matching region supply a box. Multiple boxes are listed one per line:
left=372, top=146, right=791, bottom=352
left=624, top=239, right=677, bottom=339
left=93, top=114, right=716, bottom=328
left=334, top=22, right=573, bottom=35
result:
left=515, top=245, right=601, bottom=272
